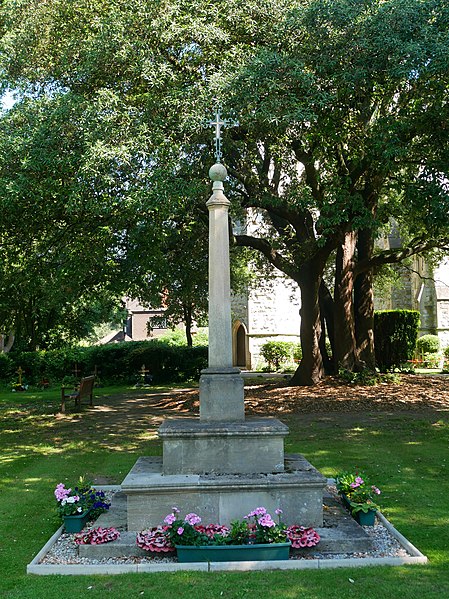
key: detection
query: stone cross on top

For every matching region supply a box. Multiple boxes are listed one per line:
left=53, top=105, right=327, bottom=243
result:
left=207, top=107, right=238, bottom=163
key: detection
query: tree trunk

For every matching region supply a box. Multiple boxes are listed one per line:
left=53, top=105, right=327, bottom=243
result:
left=354, top=228, right=376, bottom=370
left=2, top=332, right=15, bottom=353
left=318, top=281, right=335, bottom=374
left=333, top=231, right=360, bottom=372
left=289, top=260, right=325, bottom=386
left=183, top=304, right=193, bottom=347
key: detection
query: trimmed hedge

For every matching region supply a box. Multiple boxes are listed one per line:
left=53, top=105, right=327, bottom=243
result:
left=416, top=334, right=440, bottom=355
left=3, top=341, right=208, bottom=386
left=374, top=310, right=420, bottom=371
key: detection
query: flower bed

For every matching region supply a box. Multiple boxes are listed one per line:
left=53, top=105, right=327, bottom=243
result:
left=136, top=506, right=320, bottom=560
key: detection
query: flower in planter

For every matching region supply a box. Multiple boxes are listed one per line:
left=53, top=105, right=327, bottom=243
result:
left=86, top=489, right=111, bottom=519
left=335, top=470, right=381, bottom=516
left=138, top=507, right=320, bottom=552
left=54, top=479, right=111, bottom=520
left=244, top=507, right=288, bottom=544
left=54, top=483, right=88, bottom=517
left=74, top=527, right=120, bottom=545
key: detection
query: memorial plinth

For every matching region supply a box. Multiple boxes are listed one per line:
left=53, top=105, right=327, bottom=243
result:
left=121, top=455, right=326, bottom=530
left=159, top=417, right=288, bottom=475
left=199, top=367, right=244, bottom=422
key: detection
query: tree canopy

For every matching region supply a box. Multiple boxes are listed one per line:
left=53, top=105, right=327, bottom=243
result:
left=1, top=0, right=448, bottom=379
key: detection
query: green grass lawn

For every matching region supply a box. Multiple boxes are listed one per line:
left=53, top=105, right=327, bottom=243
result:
left=1, top=383, right=448, bottom=598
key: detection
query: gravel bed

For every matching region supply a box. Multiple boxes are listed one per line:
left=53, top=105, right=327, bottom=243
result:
left=290, top=523, right=411, bottom=561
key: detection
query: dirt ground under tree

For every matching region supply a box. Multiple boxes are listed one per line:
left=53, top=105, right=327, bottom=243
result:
left=68, top=373, right=449, bottom=436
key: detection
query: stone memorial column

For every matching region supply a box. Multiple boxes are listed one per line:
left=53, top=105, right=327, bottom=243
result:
left=199, top=163, right=245, bottom=422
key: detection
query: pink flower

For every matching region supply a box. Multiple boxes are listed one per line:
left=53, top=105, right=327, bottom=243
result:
left=54, top=483, right=71, bottom=501
left=177, top=527, right=184, bottom=535
left=275, top=508, right=283, bottom=515
left=258, top=514, right=276, bottom=528
left=246, top=507, right=267, bottom=518
left=185, top=513, right=201, bottom=526
left=286, top=525, right=320, bottom=549
left=371, top=486, right=381, bottom=495
left=164, top=514, right=176, bottom=525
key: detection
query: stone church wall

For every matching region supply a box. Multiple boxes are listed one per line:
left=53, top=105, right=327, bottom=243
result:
left=231, top=276, right=301, bottom=369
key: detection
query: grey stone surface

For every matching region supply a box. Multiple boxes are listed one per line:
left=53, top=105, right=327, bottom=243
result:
left=121, top=454, right=326, bottom=530
left=95, top=491, right=127, bottom=529
left=78, top=532, right=146, bottom=559
left=206, top=168, right=234, bottom=371
left=159, top=417, right=289, bottom=475
left=199, top=369, right=245, bottom=422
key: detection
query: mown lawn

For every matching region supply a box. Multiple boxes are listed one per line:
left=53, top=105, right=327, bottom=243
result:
left=1, top=381, right=448, bottom=598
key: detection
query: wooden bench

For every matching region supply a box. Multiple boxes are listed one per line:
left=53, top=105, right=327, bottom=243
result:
left=60, top=375, right=95, bottom=413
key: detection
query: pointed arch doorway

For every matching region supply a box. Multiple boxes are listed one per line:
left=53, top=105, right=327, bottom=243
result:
left=233, top=321, right=250, bottom=369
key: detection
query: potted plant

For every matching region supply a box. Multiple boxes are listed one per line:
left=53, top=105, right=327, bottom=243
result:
left=137, top=507, right=320, bottom=562
left=335, top=470, right=381, bottom=526
left=54, top=479, right=111, bottom=533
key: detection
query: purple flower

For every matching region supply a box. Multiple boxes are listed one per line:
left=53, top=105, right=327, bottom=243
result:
left=350, top=477, right=364, bottom=489
left=258, top=514, right=276, bottom=528
left=185, top=513, right=202, bottom=526
left=171, top=506, right=180, bottom=514
left=246, top=507, right=267, bottom=518
left=164, top=514, right=176, bottom=525
left=177, top=527, right=184, bottom=535
left=275, top=508, right=283, bottom=515
left=54, top=483, right=71, bottom=502
left=371, top=486, right=381, bottom=495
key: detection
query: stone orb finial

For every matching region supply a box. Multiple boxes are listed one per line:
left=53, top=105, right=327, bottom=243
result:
left=209, top=163, right=227, bottom=182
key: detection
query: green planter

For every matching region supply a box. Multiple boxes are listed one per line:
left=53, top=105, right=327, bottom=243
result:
left=340, top=493, right=351, bottom=511
left=353, top=509, right=377, bottom=526
left=63, top=510, right=91, bottom=533
left=176, top=542, right=291, bottom=563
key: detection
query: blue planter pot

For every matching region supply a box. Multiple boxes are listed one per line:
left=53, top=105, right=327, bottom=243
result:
left=63, top=510, right=91, bottom=533
left=176, top=542, right=291, bottom=563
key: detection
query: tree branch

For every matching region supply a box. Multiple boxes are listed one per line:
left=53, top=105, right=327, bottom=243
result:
left=355, top=240, right=449, bottom=275
left=234, top=233, right=298, bottom=281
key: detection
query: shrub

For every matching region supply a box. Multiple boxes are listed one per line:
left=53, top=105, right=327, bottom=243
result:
left=260, top=341, right=295, bottom=371
left=3, top=341, right=208, bottom=385
left=338, top=368, right=400, bottom=386
left=293, top=343, right=302, bottom=363
left=416, top=334, right=440, bottom=355
left=374, top=310, right=420, bottom=372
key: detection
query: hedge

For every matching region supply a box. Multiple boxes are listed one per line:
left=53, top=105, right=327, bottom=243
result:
left=415, top=334, right=440, bottom=355
left=374, top=310, right=420, bottom=371
left=3, top=341, right=208, bottom=386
